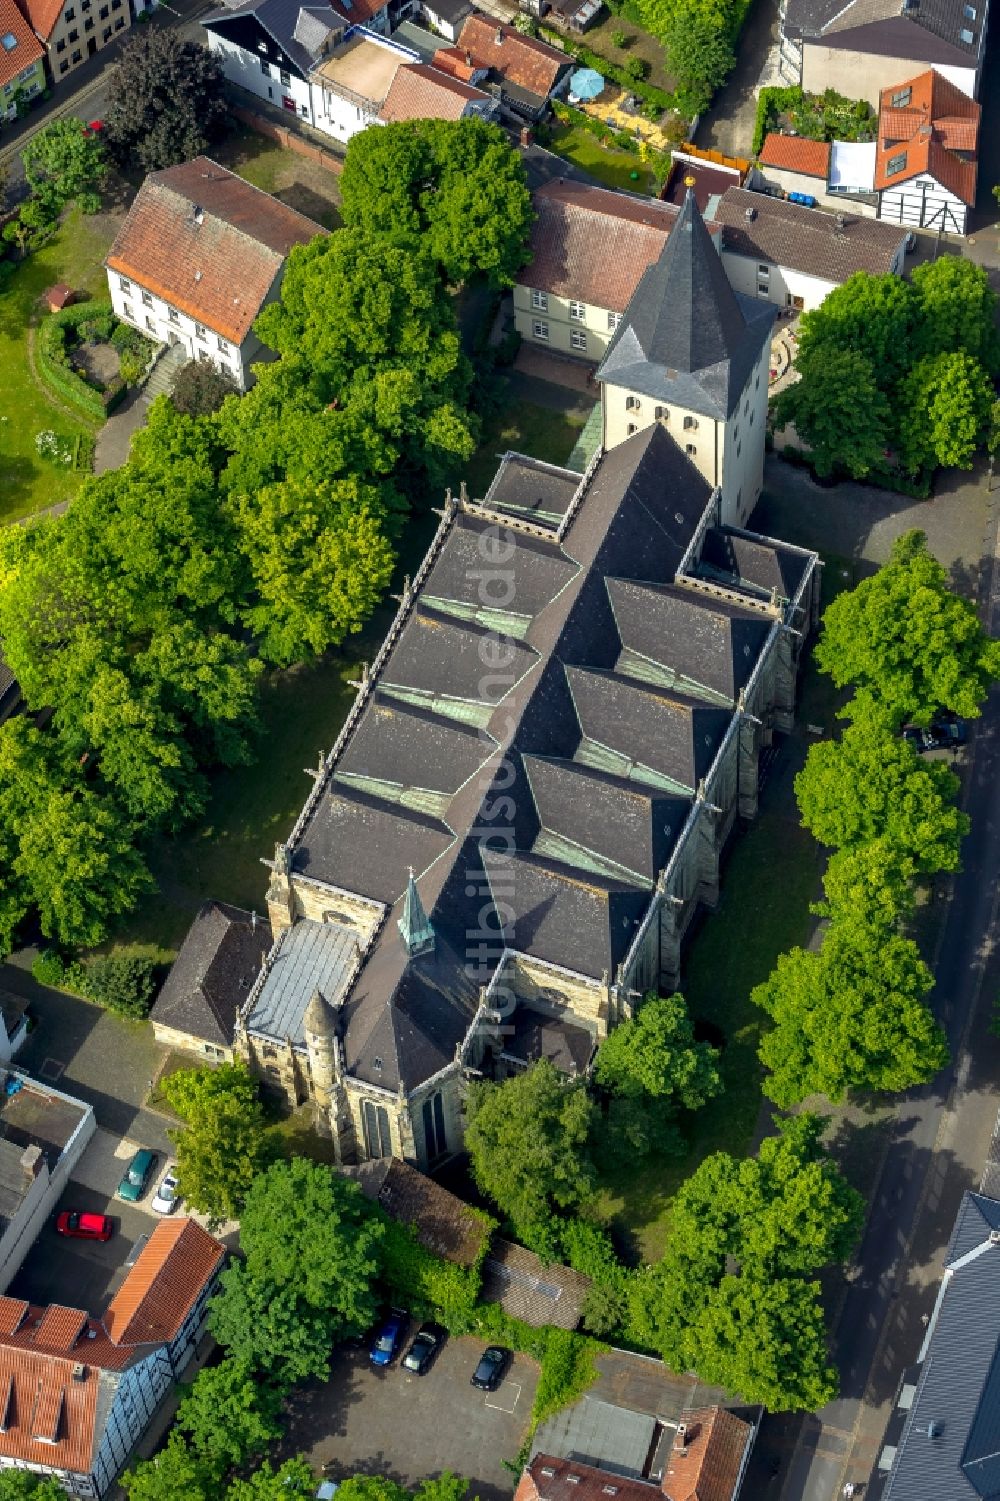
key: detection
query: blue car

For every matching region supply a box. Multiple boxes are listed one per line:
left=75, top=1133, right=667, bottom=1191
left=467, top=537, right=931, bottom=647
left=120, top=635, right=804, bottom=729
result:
left=370, top=1310, right=408, bottom=1368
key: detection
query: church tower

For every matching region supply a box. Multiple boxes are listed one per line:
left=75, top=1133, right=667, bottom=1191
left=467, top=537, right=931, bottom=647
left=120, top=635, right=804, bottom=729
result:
left=303, top=988, right=338, bottom=1118
left=596, top=189, right=776, bottom=526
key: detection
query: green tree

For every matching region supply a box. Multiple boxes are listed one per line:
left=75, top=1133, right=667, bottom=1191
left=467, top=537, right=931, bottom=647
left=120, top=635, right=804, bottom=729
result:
left=0, top=1476, right=67, bottom=1500
left=772, top=345, right=891, bottom=479
left=795, top=270, right=917, bottom=389
left=174, top=1358, right=282, bottom=1479
left=121, top=1435, right=212, bottom=1501
left=103, top=31, right=227, bottom=172
left=815, top=531, right=1000, bottom=724
left=897, top=350, right=993, bottom=473
left=754, top=917, right=948, bottom=1105
left=654, top=2, right=735, bottom=117
left=170, top=358, right=240, bottom=417
left=162, top=1062, right=270, bottom=1225
left=593, top=991, right=721, bottom=1107
left=911, top=255, right=1000, bottom=373
left=340, top=119, right=533, bottom=288
left=794, top=715, right=968, bottom=873
left=465, top=1060, right=597, bottom=1255
left=629, top=1116, right=859, bottom=1409
left=210, top=1160, right=383, bottom=1388
left=817, top=839, right=916, bottom=931
left=228, top=473, right=396, bottom=666
left=82, top=952, right=158, bottom=1018
left=22, top=118, right=105, bottom=210
left=225, top=1460, right=318, bottom=1501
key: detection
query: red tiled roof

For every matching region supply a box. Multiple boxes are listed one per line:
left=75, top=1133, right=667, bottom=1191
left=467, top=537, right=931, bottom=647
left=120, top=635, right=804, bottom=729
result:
left=662, top=1407, right=754, bottom=1501
left=0, top=1298, right=28, bottom=1337
left=105, top=155, right=324, bottom=345
left=525, top=179, right=678, bottom=312
left=0, top=0, right=44, bottom=86
left=758, top=132, right=831, bottom=179
left=875, top=68, right=979, bottom=202
left=0, top=1349, right=100, bottom=1476
left=34, top=1305, right=87, bottom=1352
left=517, top=1455, right=652, bottom=1501
left=457, top=14, right=565, bottom=97
left=432, top=44, right=480, bottom=80
left=102, top=1219, right=224, bottom=1348
left=378, top=62, right=486, bottom=122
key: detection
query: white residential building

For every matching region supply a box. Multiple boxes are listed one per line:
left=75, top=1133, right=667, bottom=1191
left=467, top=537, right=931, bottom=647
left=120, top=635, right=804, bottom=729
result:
left=105, top=156, right=323, bottom=392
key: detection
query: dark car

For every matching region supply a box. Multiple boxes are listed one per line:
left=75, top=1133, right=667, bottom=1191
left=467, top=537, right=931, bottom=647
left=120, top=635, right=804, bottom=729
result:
left=902, top=717, right=967, bottom=752
left=56, top=1210, right=113, bottom=1242
left=402, top=1322, right=446, bottom=1375
left=471, top=1345, right=510, bottom=1391
left=117, top=1148, right=156, bottom=1202
left=369, top=1309, right=408, bottom=1368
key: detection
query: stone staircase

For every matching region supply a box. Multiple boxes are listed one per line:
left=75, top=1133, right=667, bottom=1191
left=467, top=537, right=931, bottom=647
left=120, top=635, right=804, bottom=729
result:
left=142, top=341, right=188, bottom=402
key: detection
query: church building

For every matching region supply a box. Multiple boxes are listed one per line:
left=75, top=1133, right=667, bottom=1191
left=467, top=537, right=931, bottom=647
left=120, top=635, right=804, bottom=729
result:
left=168, top=190, right=822, bottom=1169
left=596, top=190, right=776, bottom=527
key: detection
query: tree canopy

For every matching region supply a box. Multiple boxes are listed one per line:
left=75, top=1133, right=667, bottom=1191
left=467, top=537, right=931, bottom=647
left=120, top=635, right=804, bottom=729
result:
left=815, top=531, right=1000, bottom=724
left=340, top=119, right=533, bottom=288
left=465, top=1059, right=597, bottom=1257
left=629, top=1115, right=861, bottom=1409
left=773, top=263, right=999, bottom=480
left=173, top=1359, right=282, bottom=1482
left=104, top=31, right=228, bottom=172
left=171, top=358, right=240, bottom=417
left=21, top=118, right=105, bottom=212
left=0, top=1475, right=66, bottom=1499
left=162, top=1062, right=271, bottom=1226
left=209, top=1159, right=383, bottom=1388
left=794, top=713, right=968, bottom=873
left=753, top=916, right=948, bottom=1106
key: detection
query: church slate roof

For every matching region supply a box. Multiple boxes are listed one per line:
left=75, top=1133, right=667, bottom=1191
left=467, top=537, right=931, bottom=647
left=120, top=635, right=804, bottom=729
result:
left=263, top=410, right=803, bottom=1096
left=483, top=456, right=581, bottom=529
left=883, top=1192, right=1000, bottom=1501
left=596, top=190, right=775, bottom=421
left=151, top=901, right=272, bottom=1047
left=698, top=528, right=812, bottom=604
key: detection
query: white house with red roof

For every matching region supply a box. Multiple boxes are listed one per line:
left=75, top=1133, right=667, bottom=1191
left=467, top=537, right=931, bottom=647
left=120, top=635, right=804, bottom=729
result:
left=874, top=67, right=979, bottom=232
left=0, top=1219, right=224, bottom=1497
left=105, top=156, right=323, bottom=391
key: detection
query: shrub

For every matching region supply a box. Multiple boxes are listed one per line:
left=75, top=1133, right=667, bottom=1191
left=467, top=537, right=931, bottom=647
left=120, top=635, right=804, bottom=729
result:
left=34, top=429, right=74, bottom=466
left=81, top=953, right=158, bottom=1019
left=611, top=27, right=628, bottom=45
left=624, top=55, right=648, bottom=80
left=171, top=358, right=239, bottom=415
left=31, top=949, right=86, bottom=994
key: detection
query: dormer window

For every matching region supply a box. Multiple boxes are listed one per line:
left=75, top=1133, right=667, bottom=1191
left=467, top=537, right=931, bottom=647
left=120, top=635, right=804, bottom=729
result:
left=890, top=85, right=911, bottom=106
left=257, top=38, right=267, bottom=50
left=960, top=25, right=974, bottom=39
left=886, top=152, right=907, bottom=176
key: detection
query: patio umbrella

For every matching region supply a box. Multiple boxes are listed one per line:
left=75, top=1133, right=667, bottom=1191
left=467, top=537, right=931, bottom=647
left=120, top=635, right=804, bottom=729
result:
left=568, top=66, right=605, bottom=102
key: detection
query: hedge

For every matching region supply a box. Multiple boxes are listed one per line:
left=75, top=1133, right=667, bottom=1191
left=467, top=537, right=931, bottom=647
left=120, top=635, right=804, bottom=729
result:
left=752, top=84, right=803, bottom=154
left=37, top=300, right=129, bottom=420
left=377, top=1212, right=495, bottom=1333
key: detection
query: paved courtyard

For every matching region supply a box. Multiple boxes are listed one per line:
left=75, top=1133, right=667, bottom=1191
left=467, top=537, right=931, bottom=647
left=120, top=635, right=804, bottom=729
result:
left=278, top=1336, right=538, bottom=1501
left=2, top=958, right=173, bottom=1152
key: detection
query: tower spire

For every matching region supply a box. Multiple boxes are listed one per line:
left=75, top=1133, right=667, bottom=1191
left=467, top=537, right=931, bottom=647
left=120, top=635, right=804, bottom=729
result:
left=398, top=867, right=435, bottom=957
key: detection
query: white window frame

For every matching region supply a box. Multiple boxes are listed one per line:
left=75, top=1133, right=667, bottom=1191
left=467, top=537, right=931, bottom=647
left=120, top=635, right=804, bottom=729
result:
left=569, top=300, right=585, bottom=321
left=570, top=329, right=587, bottom=351
left=530, top=289, right=548, bottom=311
left=532, top=320, right=549, bottom=341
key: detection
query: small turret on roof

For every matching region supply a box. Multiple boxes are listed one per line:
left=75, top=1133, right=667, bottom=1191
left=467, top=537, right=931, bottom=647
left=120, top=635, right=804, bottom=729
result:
left=398, top=868, right=435, bottom=957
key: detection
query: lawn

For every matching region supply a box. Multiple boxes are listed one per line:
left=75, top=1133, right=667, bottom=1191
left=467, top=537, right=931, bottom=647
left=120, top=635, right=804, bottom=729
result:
left=112, top=649, right=362, bottom=956
left=0, top=205, right=117, bottom=523
left=212, top=128, right=343, bottom=230
left=465, top=375, right=593, bottom=496
left=546, top=124, right=657, bottom=195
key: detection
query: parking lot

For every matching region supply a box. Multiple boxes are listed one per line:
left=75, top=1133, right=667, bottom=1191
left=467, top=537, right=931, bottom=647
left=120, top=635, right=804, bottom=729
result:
left=279, top=1331, right=539, bottom=1501
left=8, top=1130, right=178, bottom=1310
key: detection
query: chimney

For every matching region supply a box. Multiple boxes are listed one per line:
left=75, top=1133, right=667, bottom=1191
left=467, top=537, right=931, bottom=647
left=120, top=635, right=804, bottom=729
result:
left=495, top=24, right=503, bottom=42
left=465, top=48, right=472, bottom=64
left=20, top=1144, right=43, bottom=1180
left=835, top=212, right=846, bottom=230
left=989, top=1230, right=1000, bottom=1245
left=193, top=205, right=204, bottom=226
left=251, top=909, right=258, bottom=931
left=745, top=205, right=756, bottom=221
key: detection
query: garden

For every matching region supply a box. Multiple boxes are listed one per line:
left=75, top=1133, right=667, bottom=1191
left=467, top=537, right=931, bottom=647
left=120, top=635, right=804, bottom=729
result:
left=753, top=84, right=876, bottom=154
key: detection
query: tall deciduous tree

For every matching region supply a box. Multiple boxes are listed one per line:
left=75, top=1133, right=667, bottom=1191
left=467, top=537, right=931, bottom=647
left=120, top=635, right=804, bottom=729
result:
left=209, top=1160, right=383, bottom=1388
left=794, top=715, right=968, bottom=873
left=753, top=917, right=948, bottom=1105
left=655, top=2, right=735, bottom=118
left=225, top=1461, right=318, bottom=1501
left=173, top=1358, right=282, bottom=1478
left=103, top=31, right=227, bottom=172
left=817, top=839, right=916, bottom=931
left=796, top=271, right=917, bottom=389
left=121, top=1436, right=212, bottom=1501
left=162, top=1062, right=271, bottom=1225
left=911, top=255, right=1000, bottom=373
left=815, top=531, right=1000, bottom=724
left=465, top=1060, right=597, bottom=1256
left=340, top=119, right=533, bottom=287
left=897, top=350, right=994, bottom=473
left=21, top=118, right=105, bottom=210
left=628, top=1115, right=859, bottom=1410
left=772, top=345, right=891, bottom=480
left=0, top=1474, right=67, bottom=1499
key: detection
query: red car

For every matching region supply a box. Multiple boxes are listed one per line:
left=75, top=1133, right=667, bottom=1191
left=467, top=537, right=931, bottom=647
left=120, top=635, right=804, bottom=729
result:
left=56, top=1210, right=113, bottom=1242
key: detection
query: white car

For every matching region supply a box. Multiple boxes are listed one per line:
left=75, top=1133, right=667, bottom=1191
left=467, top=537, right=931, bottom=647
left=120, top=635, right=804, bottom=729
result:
left=151, top=1170, right=179, bottom=1214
